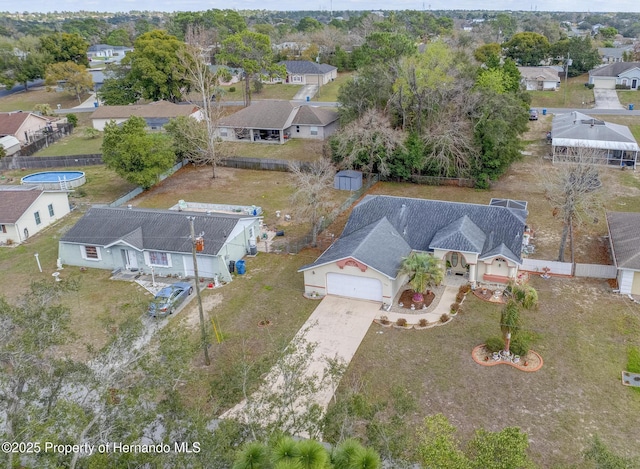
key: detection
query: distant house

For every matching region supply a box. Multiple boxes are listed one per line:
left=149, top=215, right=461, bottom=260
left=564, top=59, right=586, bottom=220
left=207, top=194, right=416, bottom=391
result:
left=87, top=44, right=132, bottom=64
left=588, top=62, right=640, bottom=89
left=518, top=67, right=560, bottom=91
left=606, top=211, right=640, bottom=295
left=298, top=195, right=528, bottom=302
left=0, top=111, right=53, bottom=144
left=58, top=207, right=261, bottom=282
left=598, top=46, right=634, bottom=64
left=217, top=100, right=339, bottom=144
left=0, top=188, right=71, bottom=245
left=551, top=111, right=639, bottom=168
left=267, top=60, right=338, bottom=86
left=90, top=101, right=202, bottom=131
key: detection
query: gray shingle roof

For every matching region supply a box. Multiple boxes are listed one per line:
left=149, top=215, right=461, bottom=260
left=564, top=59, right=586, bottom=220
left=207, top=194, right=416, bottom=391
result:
left=300, top=217, right=412, bottom=277
left=219, top=100, right=337, bottom=129
left=90, top=101, right=197, bottom=120
left=300, top=195, right=527, bottom=276
left=589, top=62, right=640, bottom=77
left=219, top=100, right=296, bottom=129
left=518, top=66, right=560, bottom=81
left=606, top=211, right=640, bottom=270
left=291, top=106, right=338, bottom=126
left=279, top=60, right=337, bottom=75
left=60, top=207, right=251, bottom=256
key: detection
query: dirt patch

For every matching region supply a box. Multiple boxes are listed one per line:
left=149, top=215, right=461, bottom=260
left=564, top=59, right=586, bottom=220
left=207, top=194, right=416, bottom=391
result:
left=181, top=292, right=223, bottom=330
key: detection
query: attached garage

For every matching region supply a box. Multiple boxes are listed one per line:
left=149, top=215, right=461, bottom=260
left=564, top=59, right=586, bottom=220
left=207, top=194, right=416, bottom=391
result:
left=183, top=255, right=216, bottom=278
left=326, top=272, right=383, bottom=302
left=631, top=272, right=640, bottom=295
left=592, top=77, right=616, bottom=89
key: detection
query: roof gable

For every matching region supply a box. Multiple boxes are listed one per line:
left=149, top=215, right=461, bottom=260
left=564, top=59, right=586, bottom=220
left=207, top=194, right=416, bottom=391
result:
left=292, top=106, right=338, bottom=126
left=589, top=62, right=640, bottom=77
left=0, top=112, right=50, bottom=136
left=341, top=195, right=527, bottom=265
left=430, top=215, right=486, bottom=253
left=0, top=189, right=43, bottom=223
left=61, top=207, right=256, bottom=256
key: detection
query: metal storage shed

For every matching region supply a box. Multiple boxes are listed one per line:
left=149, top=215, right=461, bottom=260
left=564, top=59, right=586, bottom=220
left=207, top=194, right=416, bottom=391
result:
left=334, top=170, right=362, bottom=191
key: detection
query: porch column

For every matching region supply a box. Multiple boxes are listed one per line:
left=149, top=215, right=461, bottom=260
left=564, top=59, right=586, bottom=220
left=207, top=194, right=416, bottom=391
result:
left=469, top=263, right=477, bottom=287
left=484, top=261, right=492, bottom=275
left=508, top=265, right=517, bottom=279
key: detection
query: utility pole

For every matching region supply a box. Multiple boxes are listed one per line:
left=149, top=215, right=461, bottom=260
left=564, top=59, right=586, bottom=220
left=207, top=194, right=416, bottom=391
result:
left=188, top=216, right=210, bottom=366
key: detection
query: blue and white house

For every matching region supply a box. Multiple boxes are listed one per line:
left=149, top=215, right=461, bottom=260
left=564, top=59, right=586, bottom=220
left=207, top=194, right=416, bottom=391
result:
left=589, top=62, right=640, bottom=89
left=58, top=207, right=261, bottom=281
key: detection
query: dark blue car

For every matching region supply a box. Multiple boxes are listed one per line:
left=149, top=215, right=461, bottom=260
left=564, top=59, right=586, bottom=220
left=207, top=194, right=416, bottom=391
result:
left=148, top=282, right=193, bottom=317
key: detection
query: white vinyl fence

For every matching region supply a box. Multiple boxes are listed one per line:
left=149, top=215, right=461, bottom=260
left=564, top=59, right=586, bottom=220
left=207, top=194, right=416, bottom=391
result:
left=520, top=259, right=573, bottom=276
left=574, top=263, right=617, bottom=279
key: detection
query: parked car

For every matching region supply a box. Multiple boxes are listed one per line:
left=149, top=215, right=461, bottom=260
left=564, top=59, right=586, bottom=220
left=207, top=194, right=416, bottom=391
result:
left=529, top=109, right=539, bottom=120
left=148, top=282, right=193, bottom=317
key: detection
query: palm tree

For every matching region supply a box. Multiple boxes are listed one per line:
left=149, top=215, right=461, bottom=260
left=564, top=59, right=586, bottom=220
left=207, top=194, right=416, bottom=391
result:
left=398, top=252, right=444, bottom=303
left=500, top=299, right=520, bottom=355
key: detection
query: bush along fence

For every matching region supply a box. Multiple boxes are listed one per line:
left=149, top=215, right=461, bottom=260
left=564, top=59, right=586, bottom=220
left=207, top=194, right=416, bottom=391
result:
left=270, top=174, right=379, bottom=255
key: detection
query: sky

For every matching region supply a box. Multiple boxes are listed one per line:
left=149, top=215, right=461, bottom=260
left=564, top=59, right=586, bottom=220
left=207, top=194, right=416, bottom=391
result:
left=11, top=0, right=640, bottom=13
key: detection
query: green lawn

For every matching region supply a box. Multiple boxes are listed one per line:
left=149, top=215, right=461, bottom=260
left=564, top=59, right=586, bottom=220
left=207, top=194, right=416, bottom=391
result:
left=528, top=73, right=594, bottom=109
left=222, top=138, right=324, bottom=162
left=618, top=90, right=640, bottom=109
left=217, top=82, right=300, bottom=102
left=0, top=87, right=89, bottom=112
left=316, top=72, right=354, bottom=102
left=35, top=129, right=104, bottom=156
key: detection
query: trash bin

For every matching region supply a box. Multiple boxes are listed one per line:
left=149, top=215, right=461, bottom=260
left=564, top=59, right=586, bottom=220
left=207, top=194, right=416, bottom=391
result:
left=236, top=260, right=246, bottom=275
left=306, top=96, right=310, bottom=102
left=276, top=230, right=285, bottom=237
left=228, top=260, right=235, bottom=273
left=630, top=104, right=635, bottom=111
left=94, top=101, right=99, bottom=107
left=542, top=108, right=547, bottom=116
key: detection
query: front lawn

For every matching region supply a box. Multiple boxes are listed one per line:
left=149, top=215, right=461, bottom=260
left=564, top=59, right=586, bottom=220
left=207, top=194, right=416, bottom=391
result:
left=618, top=90, right=640, bottom=110
left=528, top=74, right=594, bottom=109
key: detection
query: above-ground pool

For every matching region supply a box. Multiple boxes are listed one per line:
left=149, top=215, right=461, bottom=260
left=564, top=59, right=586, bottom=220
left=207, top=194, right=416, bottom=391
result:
left=21, top=171, right=86, bottom=190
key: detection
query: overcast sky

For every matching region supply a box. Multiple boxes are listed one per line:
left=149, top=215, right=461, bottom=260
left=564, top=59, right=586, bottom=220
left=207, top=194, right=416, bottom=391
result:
left=14, top=0, right=640, bottom=13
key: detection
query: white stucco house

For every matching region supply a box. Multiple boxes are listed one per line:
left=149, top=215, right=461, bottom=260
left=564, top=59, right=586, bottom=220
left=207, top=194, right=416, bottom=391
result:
left=299, top=195, right=528, bottom=303
left=0, top=188, right=71, bottom=245
left=589, top=62, right=640, bottom=89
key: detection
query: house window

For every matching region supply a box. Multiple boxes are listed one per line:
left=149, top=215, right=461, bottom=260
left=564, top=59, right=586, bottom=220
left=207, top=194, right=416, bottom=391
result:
left=220, top=127, right=228, bottom=137
left=450, top=252, right=458, bottom=267
left=0, top=224, right=5, bottom=233
left=296, top=125, right=300, bottom=133
left=48, top=204, right=55, bottom=217
left=34, top=211, right=41, bottom=225
left=310, top=126, right=318, bottom=136
left=147, top=251, right=171, bottom=267
left=292, top=75, right=303, bottom=83
left=81, top=245, right=101, bottom=261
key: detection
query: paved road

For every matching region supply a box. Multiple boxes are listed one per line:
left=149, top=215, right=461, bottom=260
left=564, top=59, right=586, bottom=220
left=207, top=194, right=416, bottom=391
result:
left=538, top=107, right=640, bottom=116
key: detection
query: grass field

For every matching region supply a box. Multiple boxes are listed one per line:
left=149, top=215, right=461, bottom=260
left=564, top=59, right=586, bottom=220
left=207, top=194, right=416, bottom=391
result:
left=618, top=90, right=640, bottom=110
left=528, top=74, right=595, bottom=109
left=0, top=86, right=87, bottom=112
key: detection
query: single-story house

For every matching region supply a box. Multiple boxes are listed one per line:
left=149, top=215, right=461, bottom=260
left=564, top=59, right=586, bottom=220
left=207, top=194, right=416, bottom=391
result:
left=87, top=44, right=132, bottom=63
left=598, top=46, right=634, bottom=64
left=266, top=60, right=337, bottom=86
left=58, top=207, right=261, bottom=282
left=551, top=111, right=639, bottom=168
left=217, top=100, right=339, bottom=144
left=606, top=211, right=640, bottom=295
left=90, top=101, right=202, bottom=131
left=299, top=195, right=528, bottom=303
left=589, top=62, right=640, bottom=89
left=0, top=188, right=71, bottom=245
left=0, top=111, right=53, bottom=144
left=518, top=66, right=561, bottom=91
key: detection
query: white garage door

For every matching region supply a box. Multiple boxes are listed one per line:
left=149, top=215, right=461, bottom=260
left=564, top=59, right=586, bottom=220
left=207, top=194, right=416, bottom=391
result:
left=593, top=77, right=616, bottom=89
left=183, top=255, right=216, bottom=278
left=326, top=272, right=382, bottom=302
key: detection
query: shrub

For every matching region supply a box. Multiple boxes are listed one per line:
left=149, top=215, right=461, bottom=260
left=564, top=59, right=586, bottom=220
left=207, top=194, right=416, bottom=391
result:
left=229, top=86, right=236, bottom=93
left=396, top=317, right=407, bottom=327
left=440, top=313, right=450, bottom=323
left=584, top=83, right=595, bottom=89
left=456, top=292, right=465, bottom=303
left=615, top=84, right=631, bottom=90
left=66, top=113, right=78, bottom=126
left=450, top=302, right=460, bottom=314
left=418, top=318, right=429, bottom=327
left=485, top=336, right=505, bottom=352
left=510, top=333, right=531, bottom=357
left=34, top=103, right=53, bottom=116
left=459, top=284, right=471, bottom=294
left=379, top=315, right=390, bottom=325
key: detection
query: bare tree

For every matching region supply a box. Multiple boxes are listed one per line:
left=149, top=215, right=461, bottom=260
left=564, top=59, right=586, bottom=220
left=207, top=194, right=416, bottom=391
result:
left=176, top=26, right=226, bottom=179
left=289, top=158, right=337, bottom=247
left=544, top=146, right=603, bottom=262
left=331, top=109, right=405, bottom=180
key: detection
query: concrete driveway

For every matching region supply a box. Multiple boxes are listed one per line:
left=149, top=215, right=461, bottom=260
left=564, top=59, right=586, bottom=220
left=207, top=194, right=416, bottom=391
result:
left=593, top=89, right=625, bottom=109
left=221, top=296, right=378, bottom=432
